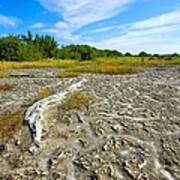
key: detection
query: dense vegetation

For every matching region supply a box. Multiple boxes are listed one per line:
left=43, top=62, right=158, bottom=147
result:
left=0, top=32, right=123, bottom=61
left=0, top=31, right=179, bottom=61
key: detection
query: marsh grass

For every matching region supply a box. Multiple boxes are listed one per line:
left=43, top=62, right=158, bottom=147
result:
left=67, top=64, right=139, bottom=75
left=61, top=91, right=94, bottom=111
left=37, top=87, right=52, bottom=99
left=58, top=71, right=80, bottom=78
left=0, top=57, right=179, bottom=76
left=0, top=72, right=9, bottom=78
left=0, top=83, right=15, bottom=91
left=0, top=109, right=24, bottom=141
left=0, top=60, right=78, bottom=71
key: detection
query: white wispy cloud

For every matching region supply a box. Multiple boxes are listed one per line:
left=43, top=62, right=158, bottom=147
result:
left=0, top=14, right=17, bottom=27
left=38, top=0, right=133, bottom=41
left=37, top=0, right=180, bottom=53
left=89, top=9, right=180, bottom=53
left=30, top=22, right=45, bottom=29
left=131, top=10, right=180, bottom=29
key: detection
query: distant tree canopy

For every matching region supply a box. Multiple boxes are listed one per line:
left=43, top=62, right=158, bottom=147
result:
left=139, top=51, right=150, bottom=57
left=56, top=45, right=123, bottom=60
left=0, top=32, right=59, bottom=61
left=0, top=32, right=179, bottom=61
left=0, top=32, right=123, bottom=61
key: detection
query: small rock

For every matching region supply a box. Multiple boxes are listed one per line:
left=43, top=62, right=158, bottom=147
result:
left=76, top=113, right=84, bottom=123
left=0, top=144, right=5, bottom=152
left=15, top=139, right=21, bottom=146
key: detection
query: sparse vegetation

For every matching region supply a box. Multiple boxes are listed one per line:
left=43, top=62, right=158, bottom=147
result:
left=37, top=87, right=52, bottom=99
left=61, top=91, right=94, bottom=111
left=0, top=109, right=24, bottom=141
left=66, top=63, right=139, bottom=75
left=0, top=60, right=78, bottom=71
left=0, top=72, right=9, bottom=78
left=0, top=57, right=179, bottom=77
left=58, top=71, right=80, bottom=78
left=0, top=83, right=15, bottom=91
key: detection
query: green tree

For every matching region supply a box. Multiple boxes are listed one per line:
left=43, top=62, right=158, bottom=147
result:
left=39, top=35, right=58, bottom=58
left=0, top=35, right=42, bottom=61
left=0, top=35, right=24, bottom=61
left=125, top=52, right=132, bottom=56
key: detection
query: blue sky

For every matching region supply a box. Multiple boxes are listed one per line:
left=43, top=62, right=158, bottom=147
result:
left=0, top=0, right=180, bottom=53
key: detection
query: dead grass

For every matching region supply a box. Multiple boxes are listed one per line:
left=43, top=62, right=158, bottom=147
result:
left=58, top=71, right=80, bottom=78
left=0, top=83, right=15, bottom=91
left=0, top=72, right=9, bottom=78
left=37, top=87, right=52, bottom=99
left=61, top=91, right=94, bottom=111
left=0, top=57, right=179, bottom=76
left=97, top=57, right=180, bottom=66
left=0, top=109, right=24, bottom=141
left=56, top=131, right=69, bottom=140
left=67, top=64, right=139, bottom=75
left=0, top=60, right=78, bottom=71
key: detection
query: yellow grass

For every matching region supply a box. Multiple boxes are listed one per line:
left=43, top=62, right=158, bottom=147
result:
left=58, top=71, right=80, bottom=78
left=67, top=64, right=139, bottom=75
left=0, top=72, right=9, bottom=78
left=96, top=57, right=180, bottom=66
left=0, top=60, right=78, bottom=71
left=61, top=91, right=94, bottom=111
left=0, top=83, right=15, bottom=91
left=37, top=87, right=52, bottom=99
left=0, top=109, right=24, bottom=141
left=0, top=57, right=179, bottom=77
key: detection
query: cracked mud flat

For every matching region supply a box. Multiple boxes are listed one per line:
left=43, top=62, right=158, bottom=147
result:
left=0, top=65, right=180, bottom=180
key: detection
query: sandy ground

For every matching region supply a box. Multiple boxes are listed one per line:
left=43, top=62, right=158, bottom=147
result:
left=0, top=65, right=180, bottom=179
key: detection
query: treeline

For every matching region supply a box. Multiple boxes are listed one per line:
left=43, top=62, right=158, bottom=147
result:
left=0, top=31, right=179, bottom=61
left=0, top=32, right=58, bottom=61
left=0, top=32, right=122, bottom=61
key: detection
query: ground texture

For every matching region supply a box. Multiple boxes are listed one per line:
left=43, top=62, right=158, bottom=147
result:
left=0, top=65, right=180, bottom=180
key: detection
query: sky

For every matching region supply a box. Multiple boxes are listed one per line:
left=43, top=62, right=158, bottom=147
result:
left=0, top=0, right=180, bottom=54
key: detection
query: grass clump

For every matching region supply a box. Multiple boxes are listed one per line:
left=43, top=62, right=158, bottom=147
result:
left=0, top=72, right=9, bottom=78
left=61, top=91, right=94, bottom=111
left=0, top=83, right=15, bottom=91
left=0, top=109, right=24, bottom=141
left=58, top=71, right=80, bottom=78
left=37, top=87, right=52, bottom=99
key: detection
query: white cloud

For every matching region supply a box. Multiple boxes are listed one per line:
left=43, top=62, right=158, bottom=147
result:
left=131, top=10, right=180, bottom=29
left=30, top=22, right=45, bottom=29
left=0, top=14, right=17, bottom=27
left=39, top=0, right=132, bottom=24
left=38, top=0, right=133, bottom=41
left=37, top=0, right=180, bottom=53
left=88, top=9, right=180, bottom=53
